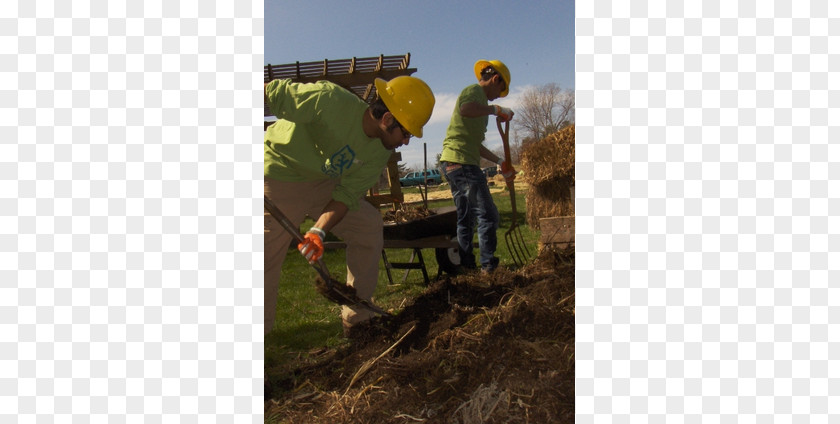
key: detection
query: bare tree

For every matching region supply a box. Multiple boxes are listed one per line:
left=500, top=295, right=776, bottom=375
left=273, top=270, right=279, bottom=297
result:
left=509, top=128, right=527, bottom=164
left=516, top=83, right=575, bottom=144
left=488, top=128, right=526, bottom=166
left=397, top=162, right=411, bottom=177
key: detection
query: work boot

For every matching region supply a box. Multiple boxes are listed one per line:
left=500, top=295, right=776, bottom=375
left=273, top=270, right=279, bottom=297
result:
left=453, top=265, right=478, bottom=276
left=481, top=257, right=500, bottom=274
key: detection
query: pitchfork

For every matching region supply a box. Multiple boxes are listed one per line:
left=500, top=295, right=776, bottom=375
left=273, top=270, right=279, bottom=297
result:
left=263, top=196, right=391, bottom=317
left=497, top=118, right=531, bottom=267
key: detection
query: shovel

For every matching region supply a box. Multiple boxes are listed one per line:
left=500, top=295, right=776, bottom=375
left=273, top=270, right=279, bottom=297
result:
left=496, top=118, right=531, bottom=267
left=263, top=196, right=391, bottom=317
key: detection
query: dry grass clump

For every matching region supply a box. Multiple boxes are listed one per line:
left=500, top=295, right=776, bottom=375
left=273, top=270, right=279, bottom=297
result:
left=383, top=205, right=434, bottom=224
left=525, top=181, right=575, bottom=230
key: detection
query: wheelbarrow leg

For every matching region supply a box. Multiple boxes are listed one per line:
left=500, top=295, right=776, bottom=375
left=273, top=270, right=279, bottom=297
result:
left=382, top=248, right=430, bottom=285
left=381, top=250, right=395, bottom=285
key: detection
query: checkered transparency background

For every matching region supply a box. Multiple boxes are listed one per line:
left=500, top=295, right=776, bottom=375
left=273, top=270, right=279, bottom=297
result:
left=5, top=1, right=840, bottom=423
left=2, top=1, right=264, bottom=422
left=577, top=1, right=840, bottom=422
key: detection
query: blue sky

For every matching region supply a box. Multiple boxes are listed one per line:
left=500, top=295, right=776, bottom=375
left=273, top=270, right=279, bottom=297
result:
left=265, top=0, right=575, bottom=169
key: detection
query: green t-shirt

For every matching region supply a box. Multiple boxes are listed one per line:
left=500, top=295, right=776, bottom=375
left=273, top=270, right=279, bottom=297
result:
left=264, top=79, right=393, bottom=211
left=439, top=84, right=488, bottom=166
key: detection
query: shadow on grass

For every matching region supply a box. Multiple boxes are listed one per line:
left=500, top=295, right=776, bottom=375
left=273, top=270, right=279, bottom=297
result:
left=265, top=320, right=343, bottom=366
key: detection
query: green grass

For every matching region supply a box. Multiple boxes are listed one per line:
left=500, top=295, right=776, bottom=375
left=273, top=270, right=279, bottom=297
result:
left=265, top=184, right=540, bottom=370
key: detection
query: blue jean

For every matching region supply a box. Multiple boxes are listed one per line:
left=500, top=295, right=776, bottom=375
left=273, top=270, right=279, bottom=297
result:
left=441, top=161, right=500, bottom=270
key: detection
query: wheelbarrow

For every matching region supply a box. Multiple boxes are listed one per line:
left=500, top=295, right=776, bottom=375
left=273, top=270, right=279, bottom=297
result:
left=381, top=205, right=462, bottom=280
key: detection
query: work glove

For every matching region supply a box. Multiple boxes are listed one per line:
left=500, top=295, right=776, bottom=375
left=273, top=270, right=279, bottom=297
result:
left=500, top=160, right=517, bottom=182
left=492, top=105, right=514, bottom=122
left=298, top=227, right=325, bottom=264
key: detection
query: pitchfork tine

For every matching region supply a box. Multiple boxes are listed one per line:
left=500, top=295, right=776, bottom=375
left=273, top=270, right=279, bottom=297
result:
left=497, top=118, right=530, bottom=267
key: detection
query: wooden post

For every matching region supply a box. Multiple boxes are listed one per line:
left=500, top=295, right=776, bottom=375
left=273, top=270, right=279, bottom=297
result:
left=538, top=217, right=575, bottom=249
left=421, top=143, right=428, bottom=209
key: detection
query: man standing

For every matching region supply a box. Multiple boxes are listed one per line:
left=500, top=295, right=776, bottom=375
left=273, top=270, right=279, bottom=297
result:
left=264, top=76, right=435, bottom=335
left=439, top=60, right=517, bottom=274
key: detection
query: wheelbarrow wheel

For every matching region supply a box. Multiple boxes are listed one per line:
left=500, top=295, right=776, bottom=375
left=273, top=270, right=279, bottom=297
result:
left=434, top=236, right=461, bottom=275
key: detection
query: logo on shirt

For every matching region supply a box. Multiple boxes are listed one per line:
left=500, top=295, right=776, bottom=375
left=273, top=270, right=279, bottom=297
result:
left=322, top=145, right=356, bottom=178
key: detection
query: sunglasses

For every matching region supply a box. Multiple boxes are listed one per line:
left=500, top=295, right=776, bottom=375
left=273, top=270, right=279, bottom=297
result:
left=388, top=119, right=412, bottom=140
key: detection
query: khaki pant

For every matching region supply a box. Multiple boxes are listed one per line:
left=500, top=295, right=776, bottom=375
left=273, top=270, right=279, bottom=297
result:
left=264, top=177, right=383, bottom=335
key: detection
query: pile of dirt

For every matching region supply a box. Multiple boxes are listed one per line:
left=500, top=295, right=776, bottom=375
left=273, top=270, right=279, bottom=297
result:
left=265, top=247, right=575, bottom=423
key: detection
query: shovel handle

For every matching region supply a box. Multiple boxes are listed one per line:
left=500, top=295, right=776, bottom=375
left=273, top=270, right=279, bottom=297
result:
left=263, top=196, right=332, bottom=281
left=264, top=196, right=305, bottom=244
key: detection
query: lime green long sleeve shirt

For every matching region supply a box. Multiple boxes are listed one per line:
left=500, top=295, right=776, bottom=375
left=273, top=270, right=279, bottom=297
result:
left=264, top=79, right=393, bottom=211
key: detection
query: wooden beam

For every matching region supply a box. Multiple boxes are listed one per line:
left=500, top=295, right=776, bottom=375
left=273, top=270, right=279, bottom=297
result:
left=361, top=84, right=373, bottom=102
left=365, top=194, right=403, bottom=206
left=264, top=68, right=418, bottom=116
left=385, top=155, right=403, bottom=203
left=538, top=217, right=575, bottom=246
left=268, top=68, right=416, bottom=87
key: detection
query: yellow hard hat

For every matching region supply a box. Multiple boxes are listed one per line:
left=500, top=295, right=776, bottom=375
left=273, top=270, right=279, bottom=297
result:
left=374, top=76, right=435, bottom=138
left=474, top=59, right=511, bottom=97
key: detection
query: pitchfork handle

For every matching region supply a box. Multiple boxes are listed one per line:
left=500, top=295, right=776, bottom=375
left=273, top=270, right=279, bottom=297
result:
left=496, top=118, right=518, bottom=218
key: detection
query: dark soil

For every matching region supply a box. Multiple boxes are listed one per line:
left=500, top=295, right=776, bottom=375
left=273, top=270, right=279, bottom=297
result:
left=265, top=247, right=575, bottom=424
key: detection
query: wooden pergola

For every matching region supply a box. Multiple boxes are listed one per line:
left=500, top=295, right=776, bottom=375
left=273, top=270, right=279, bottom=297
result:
left=263, top=53, right=416, bottom=117
left=263, top=53, right=419, bottom=206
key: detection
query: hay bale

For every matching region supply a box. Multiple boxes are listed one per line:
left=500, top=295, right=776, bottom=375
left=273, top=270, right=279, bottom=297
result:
left=520, top=125, right=575, bottom=187
left=525, top=178, right=574, bottom=230
left=520, top=126, right=575, bottom=230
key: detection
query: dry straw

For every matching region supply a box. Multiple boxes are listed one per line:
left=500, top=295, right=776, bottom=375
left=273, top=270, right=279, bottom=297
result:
left=520, top=125, right=575, bottom=187
left=520, top=125, right=575, bottom=230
